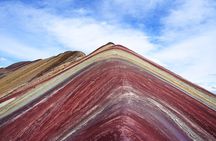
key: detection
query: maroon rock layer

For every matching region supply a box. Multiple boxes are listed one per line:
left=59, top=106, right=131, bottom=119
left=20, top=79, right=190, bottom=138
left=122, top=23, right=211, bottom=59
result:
left=0, top=44, right=215, bottom=141
left=0, top=59, right=215, bottom=141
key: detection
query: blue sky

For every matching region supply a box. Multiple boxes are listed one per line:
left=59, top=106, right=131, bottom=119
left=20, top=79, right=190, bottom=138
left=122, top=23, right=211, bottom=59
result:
left=0, top=0, right=216, bottom=93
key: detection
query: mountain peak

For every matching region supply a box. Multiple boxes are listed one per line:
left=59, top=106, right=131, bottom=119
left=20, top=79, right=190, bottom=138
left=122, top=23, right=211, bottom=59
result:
left=0, top=43, right=215, bottom=140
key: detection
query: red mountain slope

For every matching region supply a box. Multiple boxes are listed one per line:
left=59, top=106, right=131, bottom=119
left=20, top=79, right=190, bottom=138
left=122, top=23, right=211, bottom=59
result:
left=0, top=43, right=215, bottom=141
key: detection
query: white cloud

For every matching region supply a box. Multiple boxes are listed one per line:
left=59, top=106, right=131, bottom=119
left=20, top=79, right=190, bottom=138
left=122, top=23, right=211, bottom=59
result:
left=163, top=0, right=215, bottom=26
left=161, top=0, right=216, bottom=42
left=0, top=34, right=53, bottom=60
left=44, top=17, right=154, bottom=55
left=0, top=2, right=155, bottom=56
left=0, top=57, right=7, bottom=62
left=154, top=29, right=216, bottom=75
left=0, top=57, right=10, bottom=68
left=98, top=0, right=167, bottom=21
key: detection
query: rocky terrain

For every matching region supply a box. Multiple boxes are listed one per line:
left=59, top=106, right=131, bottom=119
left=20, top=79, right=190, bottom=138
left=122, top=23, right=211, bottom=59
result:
left=0, top=43, right=215, bottom=141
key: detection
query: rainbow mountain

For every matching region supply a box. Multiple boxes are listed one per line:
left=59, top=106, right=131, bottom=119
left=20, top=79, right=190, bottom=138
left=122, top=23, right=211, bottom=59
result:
left=0, top=43, right=215, bottom=141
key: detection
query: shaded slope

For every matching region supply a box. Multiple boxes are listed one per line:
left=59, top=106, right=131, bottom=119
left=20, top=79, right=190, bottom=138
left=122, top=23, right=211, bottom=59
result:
left=0, top=51, right=85, bottom=95
left=5, top=60, right=36, bottom=71
left=0, top=43, right=215, bottom=141
left=0, top=60, right=36, bottom=79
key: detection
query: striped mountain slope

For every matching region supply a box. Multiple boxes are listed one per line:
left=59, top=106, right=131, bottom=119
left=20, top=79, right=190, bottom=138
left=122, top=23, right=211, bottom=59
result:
left=0, top=43, right=215, bottom=141
left=0, top=51, right=85, bottom=95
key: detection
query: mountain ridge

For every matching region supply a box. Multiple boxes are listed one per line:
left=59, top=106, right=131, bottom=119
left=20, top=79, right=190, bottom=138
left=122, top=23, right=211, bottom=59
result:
left=0, top=43, right=215, bottom=141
